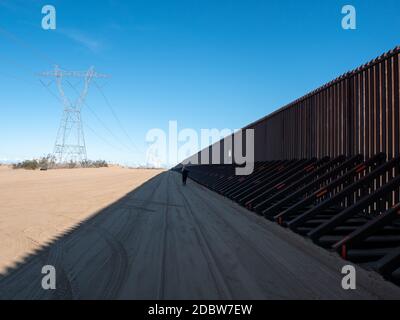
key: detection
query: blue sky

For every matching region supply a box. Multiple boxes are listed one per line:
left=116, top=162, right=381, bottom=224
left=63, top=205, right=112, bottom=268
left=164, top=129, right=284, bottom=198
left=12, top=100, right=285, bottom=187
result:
left=0, top=0, right=399, bottom=166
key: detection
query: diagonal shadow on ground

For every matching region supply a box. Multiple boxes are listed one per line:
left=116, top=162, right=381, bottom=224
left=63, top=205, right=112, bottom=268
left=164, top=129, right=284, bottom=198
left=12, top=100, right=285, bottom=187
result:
left=0, top=172, right=167, bottom=300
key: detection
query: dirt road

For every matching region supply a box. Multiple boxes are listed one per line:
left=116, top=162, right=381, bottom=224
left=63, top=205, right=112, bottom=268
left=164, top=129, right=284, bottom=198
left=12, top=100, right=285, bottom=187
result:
left=1, top=171, right=400, bottom=299
left=0, top=167, right=163, bottom=275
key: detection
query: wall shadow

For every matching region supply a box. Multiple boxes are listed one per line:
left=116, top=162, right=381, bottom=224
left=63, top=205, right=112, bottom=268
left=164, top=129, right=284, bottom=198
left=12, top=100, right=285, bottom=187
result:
left=0, top=172, right=167, bottom=300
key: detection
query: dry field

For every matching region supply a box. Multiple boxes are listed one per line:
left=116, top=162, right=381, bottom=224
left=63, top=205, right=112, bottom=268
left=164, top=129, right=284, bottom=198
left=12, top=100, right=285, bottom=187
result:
left=1, top=169, right=400, bottom=299
left=0, top=166, right=163, bottom=274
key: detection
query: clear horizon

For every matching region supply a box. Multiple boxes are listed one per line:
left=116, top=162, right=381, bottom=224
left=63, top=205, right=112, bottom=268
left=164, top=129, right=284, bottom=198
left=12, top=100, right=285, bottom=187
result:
left=1, top=0, right=399, bottom=166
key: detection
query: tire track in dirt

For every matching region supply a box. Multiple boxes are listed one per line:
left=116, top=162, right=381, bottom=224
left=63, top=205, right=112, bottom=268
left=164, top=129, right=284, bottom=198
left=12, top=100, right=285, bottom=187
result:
left=185, top=178, right=312, bottom=298
left=183, top=173, right=400, bottom=299
left=172, top=174, right=234, bottom=299
left=157, top=172, right=170, bottom=299
left=77, top=173, right=166, bottom=299
left=0, top=173, right=165, bottom=300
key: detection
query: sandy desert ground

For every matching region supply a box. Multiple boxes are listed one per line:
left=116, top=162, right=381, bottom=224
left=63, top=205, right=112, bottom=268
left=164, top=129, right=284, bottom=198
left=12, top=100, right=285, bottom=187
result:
left=0, top=166, right=164, bottom=274
left=1, top=169, right=400, bottom=299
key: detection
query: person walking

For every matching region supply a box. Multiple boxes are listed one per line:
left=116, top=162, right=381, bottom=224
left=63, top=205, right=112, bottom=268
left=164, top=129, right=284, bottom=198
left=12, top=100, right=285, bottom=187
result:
left=182, top=165, right=189, bottom=186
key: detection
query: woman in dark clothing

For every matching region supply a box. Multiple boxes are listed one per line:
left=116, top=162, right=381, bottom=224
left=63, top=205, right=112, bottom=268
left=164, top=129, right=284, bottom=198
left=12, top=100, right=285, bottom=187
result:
left=182, top=165, right=189, bottom=185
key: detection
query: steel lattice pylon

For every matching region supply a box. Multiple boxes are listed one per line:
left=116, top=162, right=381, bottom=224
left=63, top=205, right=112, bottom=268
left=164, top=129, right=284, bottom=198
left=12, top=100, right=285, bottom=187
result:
left=39, top=66, right=108, bottom=164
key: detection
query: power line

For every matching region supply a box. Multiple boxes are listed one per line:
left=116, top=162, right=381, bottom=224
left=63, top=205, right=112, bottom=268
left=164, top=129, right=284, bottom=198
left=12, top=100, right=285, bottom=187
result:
left=40, top=71, right=136, bottom=158
left=39, top=79, right=63, bottom=103
left=3, top=68, right=132, bottom=159
left=93, top=80, right=143, bottom=154
left=39, top=78, right=129, bottom=155
left=64, top=79, right=138, bottom=155
left=84, top=123, right=127, bottom=154
left=0, top=25, right=139, bottom=160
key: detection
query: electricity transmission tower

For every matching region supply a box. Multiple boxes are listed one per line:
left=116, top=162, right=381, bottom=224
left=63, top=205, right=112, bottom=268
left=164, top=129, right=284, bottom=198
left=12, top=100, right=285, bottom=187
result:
left=39, top=66, right=108, bottom=163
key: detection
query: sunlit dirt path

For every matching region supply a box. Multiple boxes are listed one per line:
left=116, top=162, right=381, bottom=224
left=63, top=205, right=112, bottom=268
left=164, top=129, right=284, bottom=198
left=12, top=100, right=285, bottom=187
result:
left=1, top=171, right=400, bottom=299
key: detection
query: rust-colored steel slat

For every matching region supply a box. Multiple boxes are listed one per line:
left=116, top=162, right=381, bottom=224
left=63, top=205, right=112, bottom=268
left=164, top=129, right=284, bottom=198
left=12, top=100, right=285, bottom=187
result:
left=184, top=47, right=400, bottom=165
